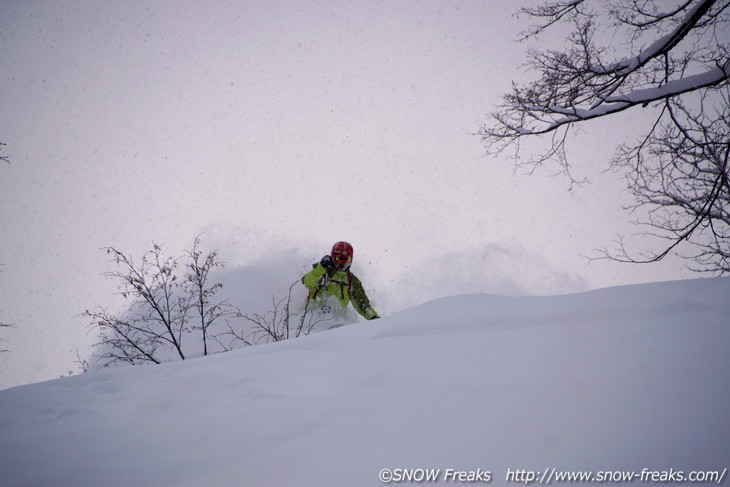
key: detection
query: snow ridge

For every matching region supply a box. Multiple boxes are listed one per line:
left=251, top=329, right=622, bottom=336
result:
left=0, top=277, right=728, bottom=487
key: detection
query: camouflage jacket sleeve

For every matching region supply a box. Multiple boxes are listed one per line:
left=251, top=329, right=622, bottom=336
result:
left=349, top=274, right=380, bottom=320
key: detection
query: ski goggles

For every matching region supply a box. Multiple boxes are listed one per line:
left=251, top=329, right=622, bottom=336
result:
left=333, top=254, right=352, bottom=265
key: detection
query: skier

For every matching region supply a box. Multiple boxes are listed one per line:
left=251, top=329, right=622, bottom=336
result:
left=301, top=241, right=380, bottom=321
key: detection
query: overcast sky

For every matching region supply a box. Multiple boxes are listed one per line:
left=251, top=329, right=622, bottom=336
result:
left=0, top=0, right=698, bottom=390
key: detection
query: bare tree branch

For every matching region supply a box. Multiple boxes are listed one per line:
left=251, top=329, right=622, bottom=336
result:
left=0, top=323, right=13, bottom=354
left=518, top=0, right=588, bottom=39
left=184, top=235, right=238, bottom=356
left=84, top=239, right=240, bottom=367
left=83, top=239, right=341, bottom=368
left=217, top=281, right=324, bottom=348
left=0, top=263, right=14, bottom=353
left=480, top=0, right=730, bottom=272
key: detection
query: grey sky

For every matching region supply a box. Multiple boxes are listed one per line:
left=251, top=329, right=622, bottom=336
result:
left=0, top=0, right=696, bottom=389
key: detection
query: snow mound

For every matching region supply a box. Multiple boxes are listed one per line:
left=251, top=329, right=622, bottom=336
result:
left=1, top=278, right=728, bottom=487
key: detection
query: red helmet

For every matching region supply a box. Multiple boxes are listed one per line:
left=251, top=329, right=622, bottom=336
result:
left=331, top=241, right=354, bottom=268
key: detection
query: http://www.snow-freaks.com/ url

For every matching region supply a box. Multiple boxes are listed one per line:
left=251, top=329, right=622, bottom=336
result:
left=378, top=467, right=728, bottom=484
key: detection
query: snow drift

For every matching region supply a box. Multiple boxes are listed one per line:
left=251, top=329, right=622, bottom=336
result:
left=1, top=277, right=728, bottom=487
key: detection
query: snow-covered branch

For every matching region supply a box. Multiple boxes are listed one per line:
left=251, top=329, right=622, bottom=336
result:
left=521, top=60, right=730, bottom=135
left=480, top=0, right=730, bottom=273
left=604, top=0, right=718, bottom=75
left=484, top=1, right=728, bottom=141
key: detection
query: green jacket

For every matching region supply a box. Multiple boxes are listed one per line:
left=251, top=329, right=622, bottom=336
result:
left=301, top=264, right=379, bottom=320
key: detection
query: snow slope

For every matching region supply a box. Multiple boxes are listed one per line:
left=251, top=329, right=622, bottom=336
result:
left=1, top=278, right=728, bottom=487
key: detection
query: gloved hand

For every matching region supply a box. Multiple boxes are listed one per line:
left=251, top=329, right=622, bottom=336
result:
left=320, top=255, right=334, bottom=269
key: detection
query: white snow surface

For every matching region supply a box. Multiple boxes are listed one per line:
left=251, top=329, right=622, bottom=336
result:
left=1, top=277, right=728, bottom=486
